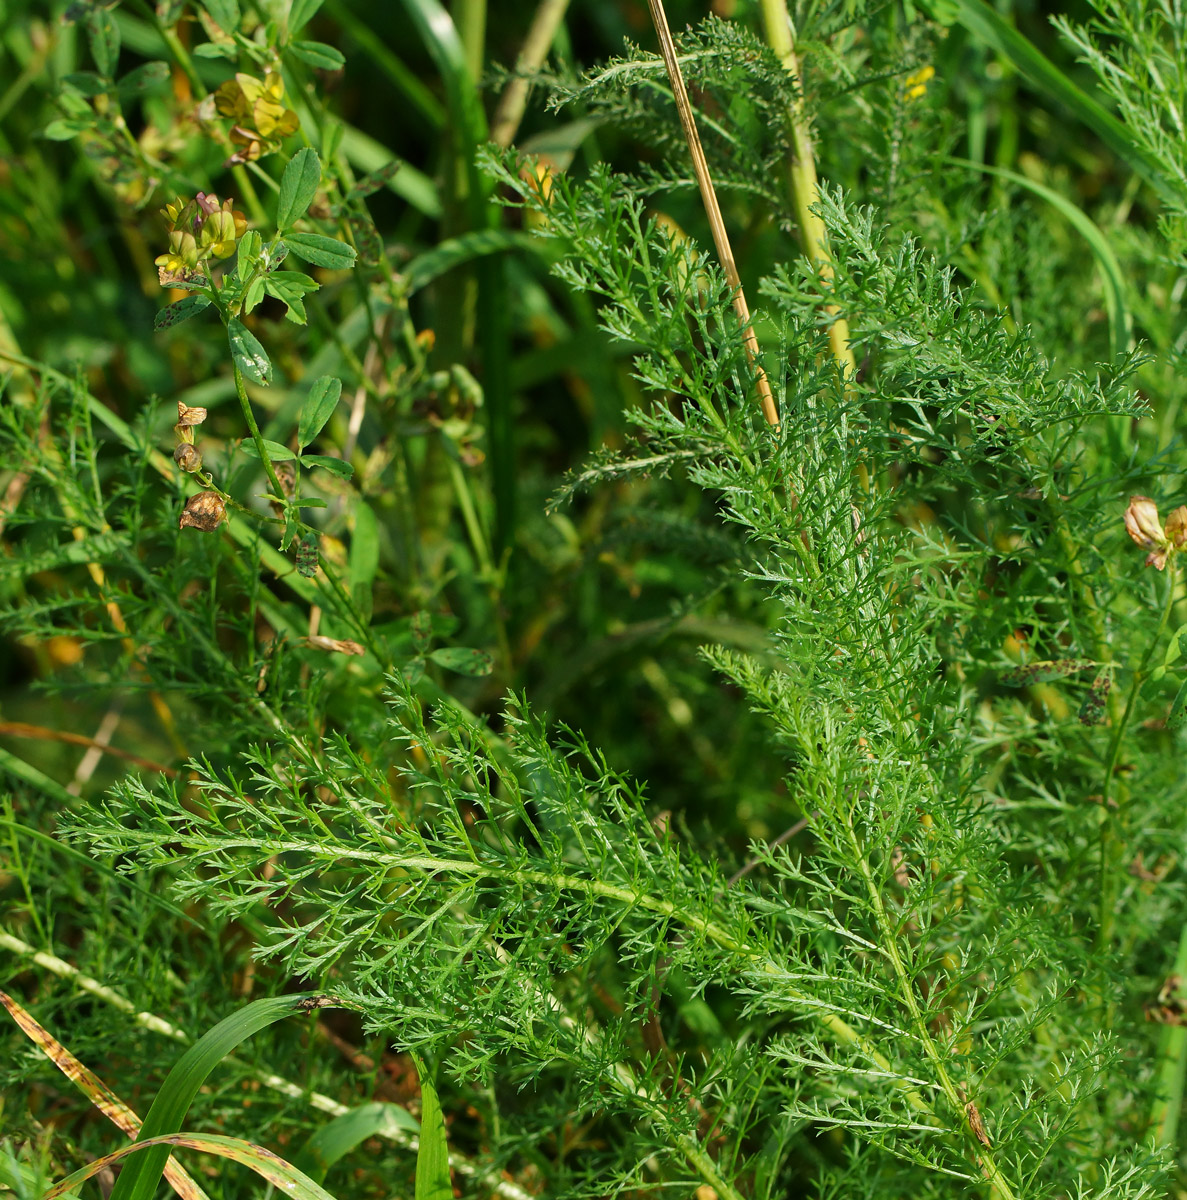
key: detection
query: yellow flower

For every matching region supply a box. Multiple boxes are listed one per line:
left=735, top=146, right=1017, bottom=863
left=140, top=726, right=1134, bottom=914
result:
left=904, top=64, right=935, bottom=102
left=154, top=193, right=247, bottom=286
left=212, top=72, right=297, bottom=163
left=154, top=229, right=200, bottom=284
left=200, top=210, right=239, bottom=258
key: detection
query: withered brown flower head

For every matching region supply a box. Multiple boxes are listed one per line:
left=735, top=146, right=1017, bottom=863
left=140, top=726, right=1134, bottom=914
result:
left=179, top=491, right=226, bottom=532
left=1124, top=495, right=1173, bottom=569
left=1124, top=496, right=1164, bottom=549
left=173, top=444, right=203, bottom=474
left=1165, top=506, right=1187, bottom=549
left=177, top=402, right=209, bottom=427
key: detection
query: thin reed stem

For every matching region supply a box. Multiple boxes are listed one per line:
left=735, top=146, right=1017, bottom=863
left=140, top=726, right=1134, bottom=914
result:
left=645, top=0, right=780, bottom=428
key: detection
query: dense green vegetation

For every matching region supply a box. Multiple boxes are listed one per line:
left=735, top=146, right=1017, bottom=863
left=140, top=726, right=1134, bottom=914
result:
left=2, top=0, right=1187, bottom=1196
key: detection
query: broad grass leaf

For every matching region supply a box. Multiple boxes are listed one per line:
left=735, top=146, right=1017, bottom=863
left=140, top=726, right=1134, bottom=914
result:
left=947, top=158, right=1132, bottom=360
left=293, top=1103, right=418, bottom=1184
left=413, top=1060, right=451, bottom=1200
left=106, top=996, right=331, bottom=1200
left=349, top=501, right=379, bottom=621
left=0, top=992, right=211, bottom=1200
left=47, top=1134, right=336, bottom=1200
left=954, top=0, right=1180, bottom=205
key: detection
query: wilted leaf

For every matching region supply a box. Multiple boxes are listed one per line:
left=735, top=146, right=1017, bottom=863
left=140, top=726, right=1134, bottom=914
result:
left=154, top=295, right=212, bottom=331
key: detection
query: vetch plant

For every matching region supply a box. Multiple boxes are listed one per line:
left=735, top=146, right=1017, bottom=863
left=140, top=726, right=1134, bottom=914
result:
left=152, top=146, right=356, bottom=563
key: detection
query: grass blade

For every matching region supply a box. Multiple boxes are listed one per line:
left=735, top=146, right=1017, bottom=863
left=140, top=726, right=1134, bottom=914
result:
left=106, top=995, right=333, bottom=1200
left=293, top=1103, right=420, bottom=1184
left=946, top=157, right=1132, bottom=361
left=412, top=1060, right=451, bottom=1200
left=323, top=1, right=444, bottom=131
left=0, top=993, right=210, bottom=1200
left=399, top=0, right=488, bottom=165
left=1148, top=926, right=1187, bottom=1149
left=402, top=230, right=545, bottom=297
left=44, top=1134, right=338, bottom=1200
left=953, top=0, right=1180, bottom=206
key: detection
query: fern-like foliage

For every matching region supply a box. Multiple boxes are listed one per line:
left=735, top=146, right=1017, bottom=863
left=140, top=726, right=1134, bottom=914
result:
left=56, top=14, right=1187, bottom=1200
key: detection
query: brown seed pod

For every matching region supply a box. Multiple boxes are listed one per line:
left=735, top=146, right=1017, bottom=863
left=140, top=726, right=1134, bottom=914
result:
left=179, top=491, right=226, bottom=531
left=302, top=635, right=365, bottom=656
left=173, top=443, right=203, bottom=473
left=176, top=401, right=209, bottom=427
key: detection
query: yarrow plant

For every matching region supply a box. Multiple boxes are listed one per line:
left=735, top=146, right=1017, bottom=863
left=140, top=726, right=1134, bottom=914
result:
left=3, top=0, right=1187, bottom=1198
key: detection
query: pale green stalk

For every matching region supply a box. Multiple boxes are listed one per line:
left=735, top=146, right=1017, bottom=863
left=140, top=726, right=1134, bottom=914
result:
left=490, top=0, right=571, bottom=148
left=757, top=0, right=857, bottom=385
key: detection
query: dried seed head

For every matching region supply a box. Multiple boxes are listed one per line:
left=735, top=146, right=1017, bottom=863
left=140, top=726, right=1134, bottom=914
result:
left=303, top=635, right=365, bottom=656
left=1125, top=496, right=1172, bottom=569
left=173, top=443, right=203, bottom=473
left=1166, top=505, right=1187, bottom=549
left=177, top=401, right=209, bottom=427
left=179, top=490, right=226, bottom=531
left=1125, top=495, right=1165, bottom=549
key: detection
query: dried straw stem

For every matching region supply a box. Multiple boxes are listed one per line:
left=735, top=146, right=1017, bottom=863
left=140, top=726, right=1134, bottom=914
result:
left=645, top=0, right=780, bottom=428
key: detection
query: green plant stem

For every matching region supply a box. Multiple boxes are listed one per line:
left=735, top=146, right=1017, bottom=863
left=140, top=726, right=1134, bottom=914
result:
left=316, top=558, right=392, bottom=668
left=455, top=0, right=487, bottom=84
left=231, top=361, right=289, bottom=508
left=490, top=0, right=571, bottom=147
left=1148, top=925, right=1187, bottom=1149
left=845, top=816, right=1020, bottom=1198
left=1097, top=557, right=1179, bottom=953
left=757, top=0, right=857, bottom=384
left=3, top=797, right=48, bottom=943
left=445, top=454, right=494, bottom=580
